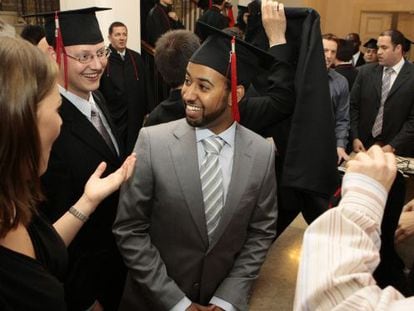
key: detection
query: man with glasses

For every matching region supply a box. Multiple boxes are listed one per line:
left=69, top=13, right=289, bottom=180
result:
left=38, top=7, right=126, bottom=311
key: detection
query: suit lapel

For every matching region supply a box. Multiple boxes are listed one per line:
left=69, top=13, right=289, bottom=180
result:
left=170, top=122, right=209, bottom=247
left=208, top=124, right=254, bottom=251
left=373, top=65, right=383, bottom=104
left=60, top=97, right=120, bottom=166
left=387, top=61, right=411, bottom=100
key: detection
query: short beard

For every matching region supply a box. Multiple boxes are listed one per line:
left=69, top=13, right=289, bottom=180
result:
left=185, top=92, right=229, bottom=128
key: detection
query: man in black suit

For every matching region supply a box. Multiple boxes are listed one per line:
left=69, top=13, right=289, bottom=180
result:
left=351, top=29, right=414, bottom=293
left=39, top=8, right=126, bottom=311
left=351, top=29, right=414, bottom=157
left=346, top=32, right=365, bottom=67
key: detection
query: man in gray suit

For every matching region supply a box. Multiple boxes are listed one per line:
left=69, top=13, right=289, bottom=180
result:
left=113, top=1, right=286, bottom=310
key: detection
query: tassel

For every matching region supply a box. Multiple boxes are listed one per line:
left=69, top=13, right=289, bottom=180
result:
left=230, top=36, right=239, bottom=122
left=227, top=6, right=235, bottom=27
left=54, top=11, right=68, bottom=89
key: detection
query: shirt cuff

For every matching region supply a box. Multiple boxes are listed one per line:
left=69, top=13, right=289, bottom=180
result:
left=341, top=172, right=388, bottom=225
left=170, top=296, right=192, bottom=311
left=210, top=296, right=237, bottom=311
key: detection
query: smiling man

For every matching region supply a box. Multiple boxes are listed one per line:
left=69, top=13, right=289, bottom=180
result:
left=38, top=7, right=127, bottom=311
left=114, top=1, right=291, bottom=310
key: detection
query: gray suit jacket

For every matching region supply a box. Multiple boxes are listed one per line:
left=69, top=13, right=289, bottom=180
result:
left=113, top=119, right=277, bottom=311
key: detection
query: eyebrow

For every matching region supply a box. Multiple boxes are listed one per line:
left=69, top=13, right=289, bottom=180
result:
left=186, top=70, right=214, bottom=87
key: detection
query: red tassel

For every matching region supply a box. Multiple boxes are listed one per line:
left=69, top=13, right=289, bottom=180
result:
left=227, top=7, right=235, bottom=27
left=230, top=36, right=239, bottom=122
left=54, top=11, right=68, bottom=89
left=209, top=0, right=212, bottom=9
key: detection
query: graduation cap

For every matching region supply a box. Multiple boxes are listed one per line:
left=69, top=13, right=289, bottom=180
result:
left=190, top=21, right=275, bottom=121
left=25, top=7, right=109, bottom=47
left=363, top=38, right=378, bottom=49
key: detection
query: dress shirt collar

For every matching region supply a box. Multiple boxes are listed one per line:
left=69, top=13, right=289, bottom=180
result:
left=58, top=85, right=95, bottom=118
left=195, top=122, right=236, bottom=149
left=385, top=56, right=405, bottom=75
left=352, top=51, right=361, bottom=66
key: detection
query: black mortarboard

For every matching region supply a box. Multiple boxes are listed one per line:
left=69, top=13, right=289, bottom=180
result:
left=191, top=21, right=274, bottom=88
left=190, top=21, right=275, bottom=121
left=25, top=7, right=109, bottom=47
left=363, top=38, right=378, bottom=49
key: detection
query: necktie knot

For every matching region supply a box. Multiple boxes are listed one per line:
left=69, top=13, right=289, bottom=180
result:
left=384, top=67, right=393, bottom=75
left=202, top=136, right=225, bottom=155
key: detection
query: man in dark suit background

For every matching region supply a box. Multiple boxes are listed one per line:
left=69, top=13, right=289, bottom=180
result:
left=351, top=29, right=414, bottom=157
left=351, top=28, right=414, bottom=293
left=39, top=8, right=126, bottom=311
left=346, top=32, right=366, bottom=67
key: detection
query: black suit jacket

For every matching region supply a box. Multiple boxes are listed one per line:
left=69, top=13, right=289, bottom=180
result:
left=40, top=92, right=126, bottom=310
left=350, top=61, right=414, bottom=156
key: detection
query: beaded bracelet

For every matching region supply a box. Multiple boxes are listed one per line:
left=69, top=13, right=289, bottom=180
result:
left=69, top=206, right=89, bottom=223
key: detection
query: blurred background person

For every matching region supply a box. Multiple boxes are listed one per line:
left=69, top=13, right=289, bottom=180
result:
left=363, top=38, right=378, bottom=64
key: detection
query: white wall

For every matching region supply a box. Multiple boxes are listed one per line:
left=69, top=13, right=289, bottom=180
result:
left=59, top=0, right=141, bottom=52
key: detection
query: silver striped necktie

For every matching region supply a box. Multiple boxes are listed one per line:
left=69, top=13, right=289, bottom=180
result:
left=372, top=67, right=394, bottom=138
left=200, top=136, right=225, bottom=242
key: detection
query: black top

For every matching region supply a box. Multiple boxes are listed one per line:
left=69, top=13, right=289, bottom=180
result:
left=144, top=88, right=185, bottom=126
left=195, top=7, right=229, bottom=40
left=145, top=3, right=185, bottom=46
left=0, top=213, right=67, bottom=310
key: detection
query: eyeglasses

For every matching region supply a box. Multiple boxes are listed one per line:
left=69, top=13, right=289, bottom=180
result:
left=64, top=46, right=111, bottom=64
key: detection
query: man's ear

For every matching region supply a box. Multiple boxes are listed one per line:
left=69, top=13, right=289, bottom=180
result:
left=236, top=85, right=245, bottom=103
left=227, top=85, right=245, bottom=106
left=47, top=46, right=57, bottom=62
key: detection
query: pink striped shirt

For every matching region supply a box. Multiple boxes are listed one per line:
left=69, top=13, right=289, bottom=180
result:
left=294, top=173, right=414, bottom=310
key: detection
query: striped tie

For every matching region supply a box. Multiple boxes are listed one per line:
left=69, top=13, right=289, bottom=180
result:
left=90, top=103, right=117, bottom=155
left=372, top=67, right=393, bottom=138
left=200, top=136, right=225, bottom=242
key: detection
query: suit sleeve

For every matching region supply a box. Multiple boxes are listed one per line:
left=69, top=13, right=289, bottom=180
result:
left=239, top=44, right=295, bottom=134
left=334, top=78, right=350, bottom=148
left=350, top=69, right=363, bottom=141
left=113, top=128, right=185, bottom=309
left=213, top=142, right=278, bottom=308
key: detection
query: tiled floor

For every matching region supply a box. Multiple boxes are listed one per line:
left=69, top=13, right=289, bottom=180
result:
left=249, top=215, right=307, bottom=311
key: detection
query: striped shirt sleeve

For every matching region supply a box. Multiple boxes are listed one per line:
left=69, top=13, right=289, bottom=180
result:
left=294, top=173, right=414, bottom=310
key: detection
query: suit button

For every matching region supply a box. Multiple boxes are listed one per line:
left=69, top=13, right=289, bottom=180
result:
left=193, top=282, right=200, bottom=288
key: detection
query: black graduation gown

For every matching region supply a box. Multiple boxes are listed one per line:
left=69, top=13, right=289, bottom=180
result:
left=243, top=7, right=339, bottom=230
left=144, top=88, right=185, bottom=127
left=195, top=6, right=229, bottom=40
left=40, top=93, right=125, bottom=311
left=145, top=3, right=185, bottom=46
left=99, top=45, right=153, bottom=154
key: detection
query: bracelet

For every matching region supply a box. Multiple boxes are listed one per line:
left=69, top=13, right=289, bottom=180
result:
left=68, top=206, right=89, bottom=223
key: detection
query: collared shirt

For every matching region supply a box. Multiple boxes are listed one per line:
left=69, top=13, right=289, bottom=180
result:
left=294, top=172, right=414, bottom=310
left=385, top=56, right=405, bottom=90
left=352, top=51, right=361, bottom=66
left=58, top=85, right=120, bottom=155
left=171, top=123, right=237, bottom=311
left=118, top=50, right=126, bottom=60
